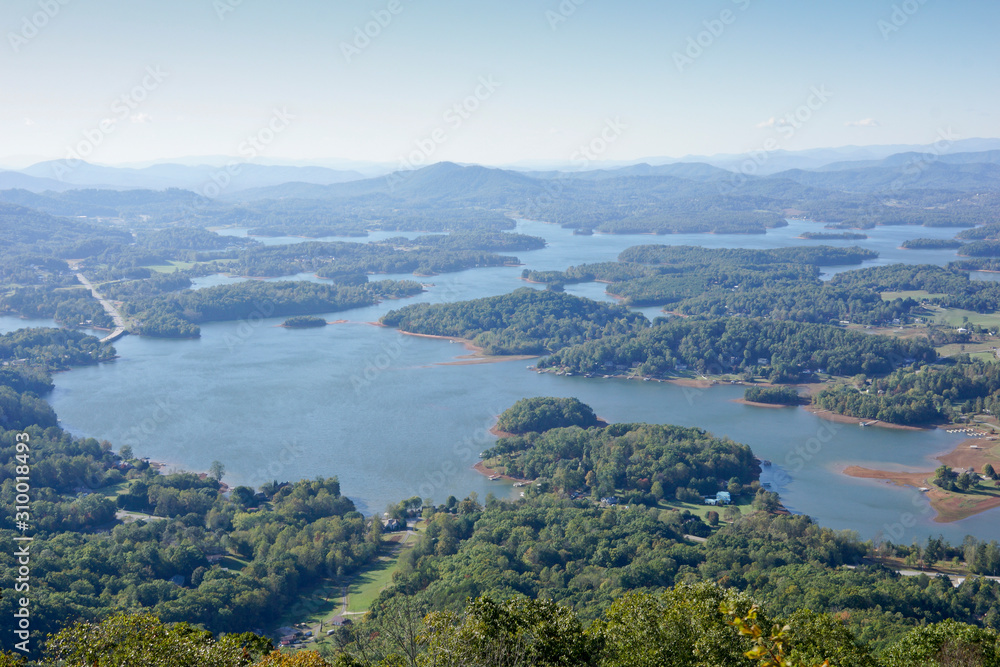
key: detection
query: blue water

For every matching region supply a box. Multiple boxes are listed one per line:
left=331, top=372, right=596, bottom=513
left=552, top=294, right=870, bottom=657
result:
left=17, top=218, right=999, bottom=541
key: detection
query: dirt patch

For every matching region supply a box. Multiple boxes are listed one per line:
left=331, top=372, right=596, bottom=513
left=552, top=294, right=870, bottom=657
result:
left=667, top=378, right=714, bottom=388
left=473, top=461, right=531, bottom=483
left=937, top=438, right=1000, bottom=471
left=803, top=406, right=932, bottom=431
left=843, top=445, right=1000, bottom=523
left=733, top=399, right=796, bottom=409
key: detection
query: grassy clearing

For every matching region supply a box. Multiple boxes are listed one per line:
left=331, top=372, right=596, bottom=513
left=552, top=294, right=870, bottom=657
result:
left=657, top=497, right=749, bottom=523
left=144, top=261, right=197, bottom=273
left=931, top=307, right=1000, bottom=329
left=91, top=480, right=129, bottom=501
left=346, top=555, right=404, bottom=613
left=935, top=342, right=999, bottom=358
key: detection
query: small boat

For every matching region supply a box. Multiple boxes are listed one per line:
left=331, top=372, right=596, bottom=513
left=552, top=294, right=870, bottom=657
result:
left=488, top=475, right=500, bottom=481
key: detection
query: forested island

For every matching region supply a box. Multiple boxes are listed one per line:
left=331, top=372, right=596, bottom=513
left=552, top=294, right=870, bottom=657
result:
left=901, top=238, right=965, bottom=250
left=799, top=231, right=868, bottom=240
left=380, top=288, right=648, bottom=355
left=282, top=315, right=328, bottom=328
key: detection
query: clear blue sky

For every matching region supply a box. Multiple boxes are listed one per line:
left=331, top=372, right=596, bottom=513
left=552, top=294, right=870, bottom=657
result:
left=3, top=0, right=997, bottom=166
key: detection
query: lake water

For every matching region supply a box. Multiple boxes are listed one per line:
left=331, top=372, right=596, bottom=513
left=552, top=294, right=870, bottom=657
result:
left=34, top=219, right=1000, bottom=542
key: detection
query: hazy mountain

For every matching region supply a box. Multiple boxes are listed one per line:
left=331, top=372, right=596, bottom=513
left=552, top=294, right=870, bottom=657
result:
left=814, top=150, right=1000, bottom=172
left=0, top=170, right=80, bottom=192
left=774, top=161, right=1000, bottom=193
left=14, top=161, right=367, bottom=193
left=525, top=162, right=731, bottom=182
left=0, top=188, right=212, bottom=220
left=228, top=162, right=548, bottom=204
left=631, top=138, right=1000, bottom=175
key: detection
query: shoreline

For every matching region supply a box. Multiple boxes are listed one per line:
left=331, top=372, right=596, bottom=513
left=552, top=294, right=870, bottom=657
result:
left=733, top=398, right=798, bottom=409
left=842, top=437, right=1000, bottom=523
left=396, top=330, right=482, bottom=353
left=802, top=405, right=932, bottom=431
left=473, top=461, right=531, bottom=483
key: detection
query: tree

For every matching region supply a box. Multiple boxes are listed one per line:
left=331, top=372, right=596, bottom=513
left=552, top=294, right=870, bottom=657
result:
left=880, top=619, right=1000, bottom=667
left=209, top=460, right=226, bottom=481
left=119, top=444, right=134, bottom=460
left=420, top=596, right=598, bottom=667
left=985, top=463, right=996, bottom=479
left=45, top=612, right=273, bottom=666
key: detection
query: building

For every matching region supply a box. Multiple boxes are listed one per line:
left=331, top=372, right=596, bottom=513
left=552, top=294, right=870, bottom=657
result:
left=705, top=491, right=732, bottom=506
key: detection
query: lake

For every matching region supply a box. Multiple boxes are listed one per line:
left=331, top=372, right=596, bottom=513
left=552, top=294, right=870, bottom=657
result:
left=39, top=219, right=1000, bottom=542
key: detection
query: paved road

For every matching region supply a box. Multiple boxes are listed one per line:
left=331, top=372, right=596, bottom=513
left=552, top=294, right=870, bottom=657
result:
left=76, top=272, right=128, bottom=343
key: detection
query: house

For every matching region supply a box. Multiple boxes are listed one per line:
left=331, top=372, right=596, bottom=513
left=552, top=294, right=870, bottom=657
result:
left=706, top=491, right=731, bottom=506
left=600, top=496, right=618, bottom=506
left=957, top=327, right=968, bottom=334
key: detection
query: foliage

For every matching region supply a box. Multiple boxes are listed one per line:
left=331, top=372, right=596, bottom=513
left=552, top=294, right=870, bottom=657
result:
left=45, top=611, right=273, bottom=666
left=901, top=238, right=965, bottom=250
left=539, top=318, right=934, bottom=381
left=380, top=288, right=648, bottom=355
left=744, top=387, right=802, bottom=405
left=482, top=421, right=758, bottom=501
left=495, top=397, right=599, bottom=434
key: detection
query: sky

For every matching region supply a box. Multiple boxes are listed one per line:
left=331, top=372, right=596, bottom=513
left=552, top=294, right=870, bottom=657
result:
left=2, top=0, right=998, bottom=168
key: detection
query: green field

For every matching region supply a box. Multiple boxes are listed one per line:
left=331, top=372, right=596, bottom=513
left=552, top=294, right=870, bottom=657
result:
left=932, top=307, right=1000, bottom=329
left=346, top=558, right=402, bottom=613
left=936, top=342, right=998, bottom=359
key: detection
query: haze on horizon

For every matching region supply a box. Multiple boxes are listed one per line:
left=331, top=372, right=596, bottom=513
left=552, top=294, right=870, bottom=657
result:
left=3, top=0, right=998, bottom=168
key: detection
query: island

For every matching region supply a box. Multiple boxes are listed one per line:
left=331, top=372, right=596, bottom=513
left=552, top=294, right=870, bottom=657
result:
left=281, top=315, right=328, bottom=328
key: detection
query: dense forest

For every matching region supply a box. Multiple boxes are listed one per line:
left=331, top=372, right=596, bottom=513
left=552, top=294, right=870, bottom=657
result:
left=538, top=318, right=936, bottom=382
left=380, top=288, right=648, bottom=355
left=814, top=358, right=1000, bottom=425
left=483, top=419, right=760, bottom=504
left=901, top=238, right=965, bottom=250
left=494, top=397, right=599, bottom=434
left=123, top=280, right=423, bottom=338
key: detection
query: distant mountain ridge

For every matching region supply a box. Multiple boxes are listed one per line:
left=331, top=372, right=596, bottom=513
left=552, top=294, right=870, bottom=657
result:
left=7, top=161, right=367, bottom=194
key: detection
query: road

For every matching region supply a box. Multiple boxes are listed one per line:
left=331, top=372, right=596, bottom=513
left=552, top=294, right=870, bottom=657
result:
left=76, top=272, right=129, bottom=343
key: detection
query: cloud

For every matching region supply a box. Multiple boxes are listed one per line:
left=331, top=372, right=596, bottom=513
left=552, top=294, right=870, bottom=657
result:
left=24, top=118, right=35, bottom=126
left=756, top=117, right=790, bottom=129
left=845, top=118, right=880, bottom=127
left=130, top=113, right=151, bottom=124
